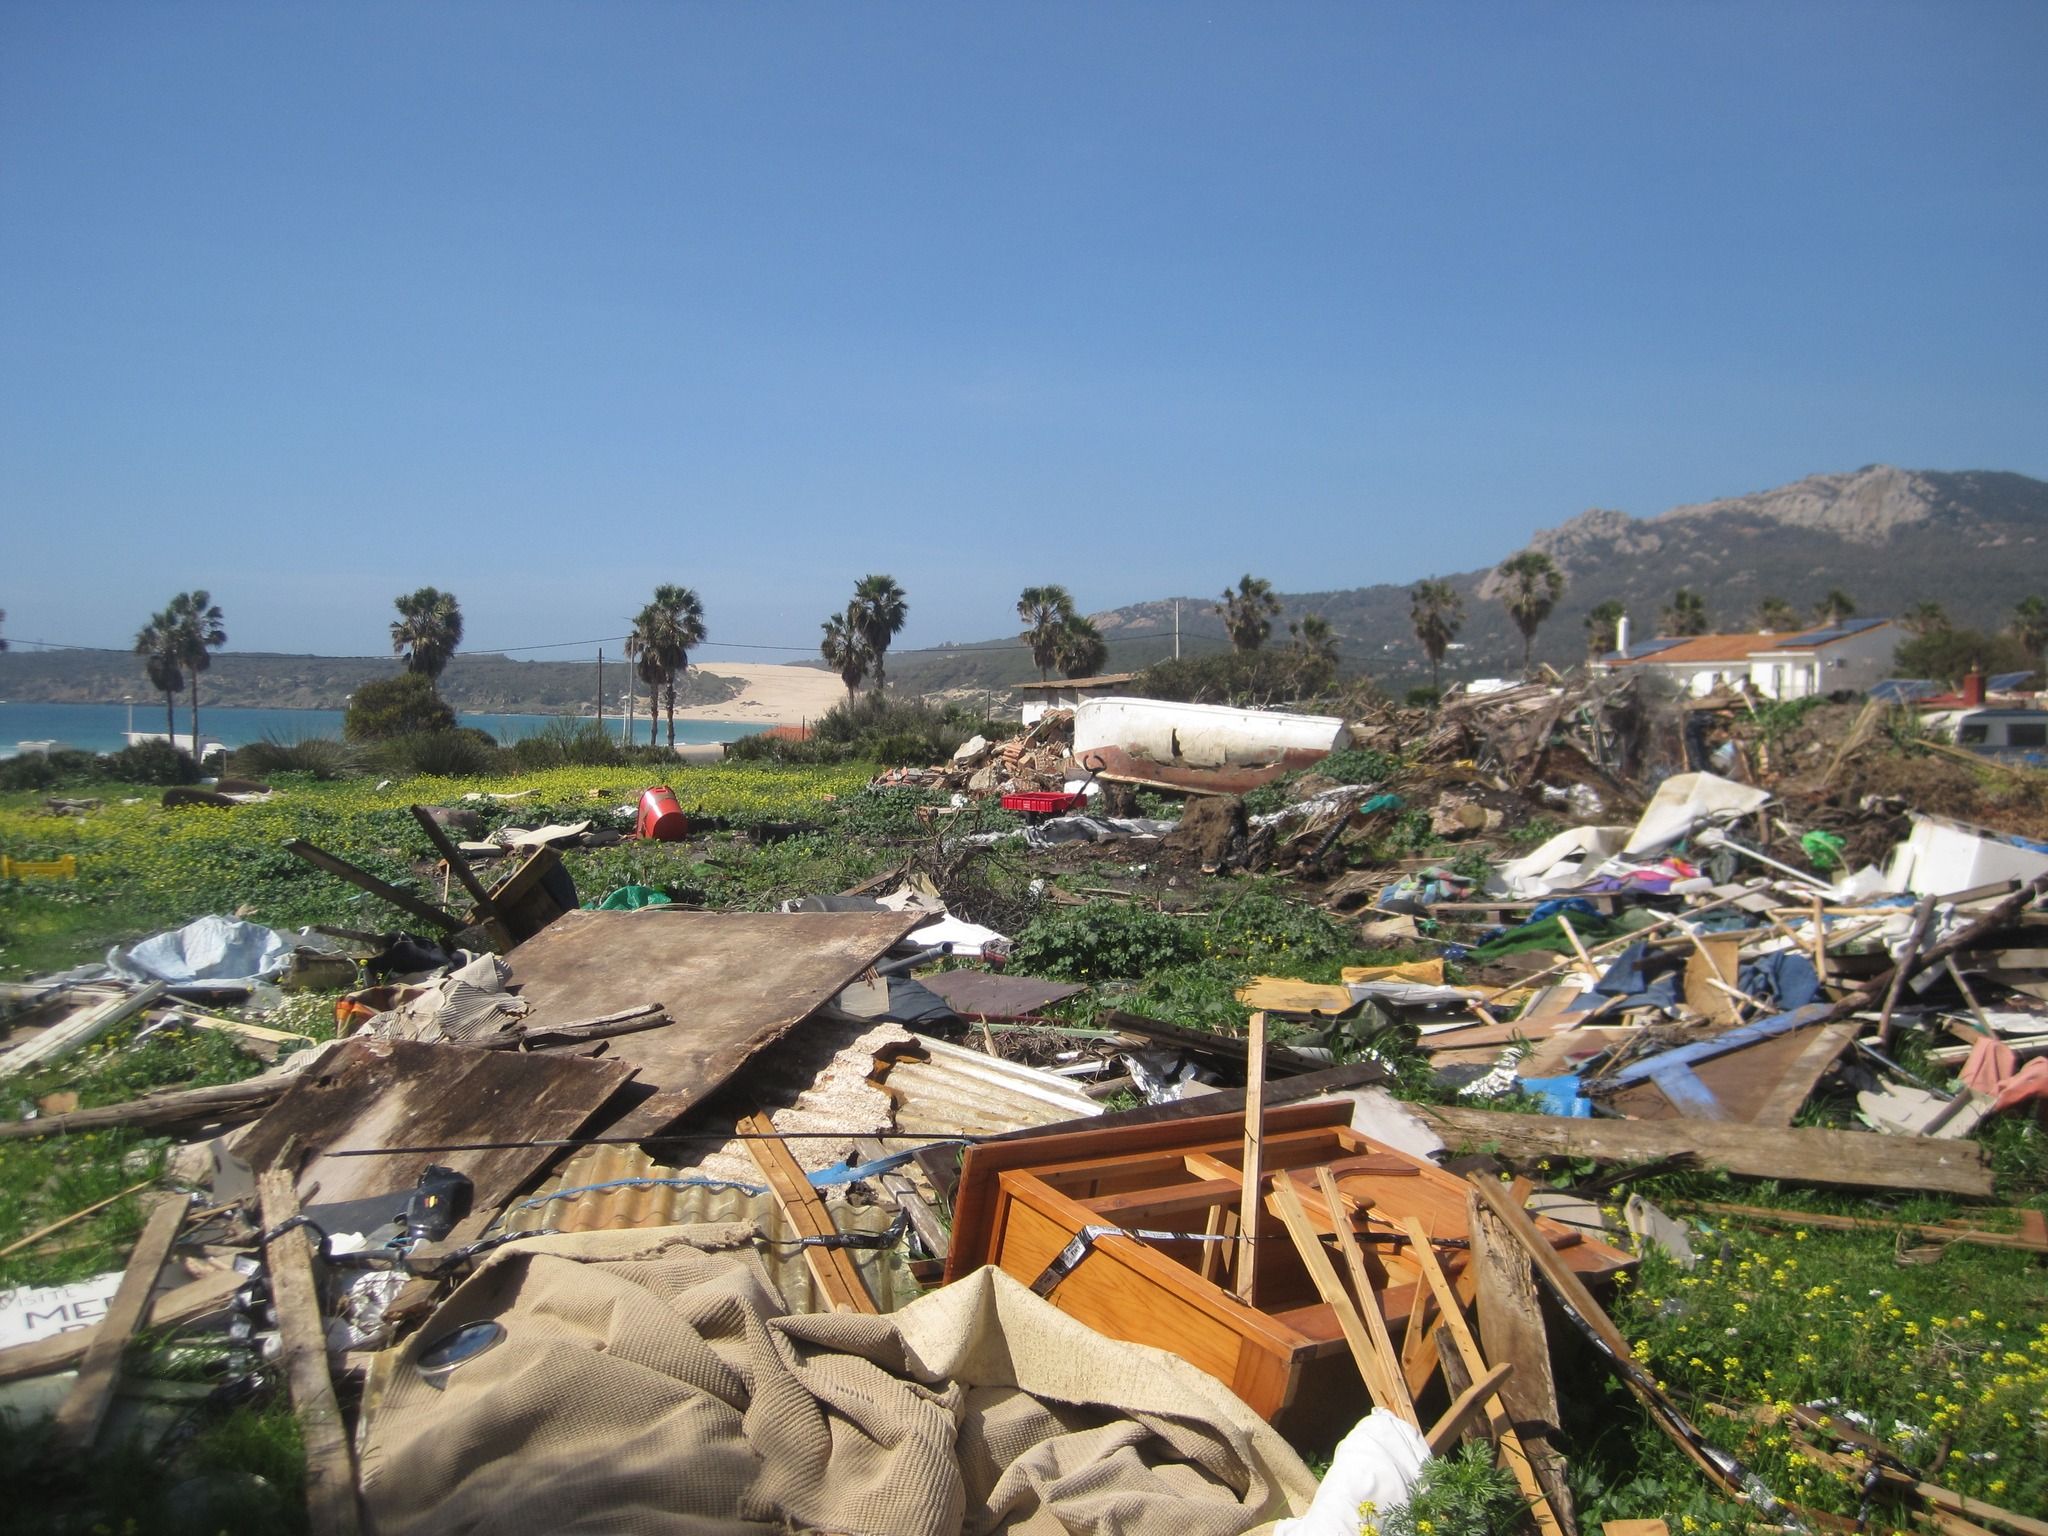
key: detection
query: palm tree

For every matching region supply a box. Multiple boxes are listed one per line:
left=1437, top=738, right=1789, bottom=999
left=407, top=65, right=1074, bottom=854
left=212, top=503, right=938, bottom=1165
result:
left=1662, top=588, right=1710, bottom=637
left=623, top=613, right=667, bottom=746
left=819, top=608, right=870, bottom=706
left=1755, top=595, right=1800, bottom=633
left=631, top=585, right=706, bottom=748
left=1219, top=575, right=1281, bottom=653
left=1899, top=600, right=1950, bottom=638
left=1017, top=585, right=1077, bottom=681
left=133, top=611, right=184, bottom=738
left=1409, top=579, right=1462, bottom=693
left=1495, top=551, right=1564, bottom=672
left=1813, top=589, right=1857, bottom=626
left=162, top=592, right=226, bottom=759
left=2013, top=596, right=2048, bottom=674
left=849, top=574, right=908, bottom=695
left=1288, top=613, right=1340, bottom=695
left=1584, top=599, right=1627, bottom=659
left=1052, top=614, right=1108, bottom=679
left=390, top=587, right=465, bottom=684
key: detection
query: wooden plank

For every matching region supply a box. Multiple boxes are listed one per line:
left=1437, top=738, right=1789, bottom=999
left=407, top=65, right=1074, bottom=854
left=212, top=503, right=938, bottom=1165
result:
left=1682, top=937, right=1744, bottom=1026
left=1400, top=1215, right=1559, bottom=1536
left=1236, top=1011, right=1267, bottom=1305
left=49, top=1191, right=191, bottom=1456
left=1271, top=1175, right=1399, bottom=1409
left=1422, top=1105, right=1995, bottom=1198
left=945, top=1098, right=1354, bottom=1283
left=408, top=804, right=501, bottom=916
left=1428, top=1361, right=1514, bottom=1453
left=0, top=982, right=165, bottom=1079
left=501, top=909, right=922, bottom=1138
left=740, top=1112, right=874, bottom=1314
left=1470, top=1189, right=1573, bottom=1532
left=235, top=1037, right=633, bottom=1215
left=1316, top=1166, right=1417, bottom=1427
left=0, top=1267, right=244, bottom=1385
left=258, top=1170, right=360, bottom=1536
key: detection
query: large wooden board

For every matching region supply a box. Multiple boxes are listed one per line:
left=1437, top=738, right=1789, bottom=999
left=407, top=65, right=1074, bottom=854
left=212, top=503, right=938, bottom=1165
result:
left=504, top=909, right=921, bottom=1135
left=1424, top=1105, right=1995, bottom=1197
left=236, top=1037, right=634, bottom=1211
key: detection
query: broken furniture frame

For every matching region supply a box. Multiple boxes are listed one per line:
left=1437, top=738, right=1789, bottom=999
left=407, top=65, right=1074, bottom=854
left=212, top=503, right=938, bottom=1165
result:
left=944, top=1099, right=1631, bottom=1438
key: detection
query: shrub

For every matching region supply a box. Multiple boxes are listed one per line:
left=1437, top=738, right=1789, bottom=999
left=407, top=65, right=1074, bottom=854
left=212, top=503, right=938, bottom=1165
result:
left=102, top=739, right=203, bottom=786
left=1132, top=651, right=1305, bottom=707
left=344, top=673, right=457, bottom=742
left=375, top=728, right=499, bottom=777
left=229, top=736, right=362, bottom=780
left=1008, top=901, right=1203, bottom=981
left=1404, top=685, right=1441, bottom=708
left=0, top=749, right=99, bottom=791
left=503, top=717, right=631, bottom=770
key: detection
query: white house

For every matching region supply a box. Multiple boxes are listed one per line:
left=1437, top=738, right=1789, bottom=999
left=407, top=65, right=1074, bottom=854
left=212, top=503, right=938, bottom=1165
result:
left=1597, top=619, right=1895, bottom=699
left=1014, top=672, right=1144, bottom=726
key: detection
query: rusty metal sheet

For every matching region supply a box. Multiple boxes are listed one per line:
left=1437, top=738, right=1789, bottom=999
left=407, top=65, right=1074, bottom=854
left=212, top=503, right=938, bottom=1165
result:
left=504, top=909, right=923, bottom=1137
left=235, top=1036, right=634, bottom=1211
left=919, top=970, right=1085, bottom=1020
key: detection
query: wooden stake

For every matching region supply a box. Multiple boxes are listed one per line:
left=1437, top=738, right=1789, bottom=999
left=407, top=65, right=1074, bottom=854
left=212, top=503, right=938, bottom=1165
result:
left=1399, top=1216, right=1559, bottom=1536
left=1271, top=1176, right=1400, bottom=1410
left=49, top=1191, right=191, bottom=1457
left=1428, top=1361, right=1515, bottom=1453
left=1556, top=914, right=1601, bottom=982
left=258, top=1170, right=361, bottom=1536
left=1236, top=1010, right=1266, bottom=1306
left=0, top=1176, right=156, bottom=1259
left=1877, top=894, right=1938, bottom=1047
left=1809, top=895, right=1828, bottom=987
left=1314, top=1166, right=1418, bottom=1427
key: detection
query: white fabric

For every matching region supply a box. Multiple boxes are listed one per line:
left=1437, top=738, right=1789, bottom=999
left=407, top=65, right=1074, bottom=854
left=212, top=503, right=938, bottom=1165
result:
left=110, top=914, right=294, bottom=986
left=1268, top=1411, right=1429, bottom=1535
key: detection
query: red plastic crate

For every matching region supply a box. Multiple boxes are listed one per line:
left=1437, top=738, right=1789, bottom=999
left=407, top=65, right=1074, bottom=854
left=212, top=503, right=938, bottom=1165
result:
left=1001, top=791, right=1086, bottom=815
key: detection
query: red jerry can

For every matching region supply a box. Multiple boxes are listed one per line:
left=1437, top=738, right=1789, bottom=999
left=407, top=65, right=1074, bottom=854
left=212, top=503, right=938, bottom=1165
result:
left=636, top=786, right=687, bottom=841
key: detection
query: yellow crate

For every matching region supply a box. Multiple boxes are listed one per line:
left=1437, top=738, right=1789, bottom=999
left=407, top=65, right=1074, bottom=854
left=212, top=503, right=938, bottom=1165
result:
left=1, top=854, right=77, bottom=881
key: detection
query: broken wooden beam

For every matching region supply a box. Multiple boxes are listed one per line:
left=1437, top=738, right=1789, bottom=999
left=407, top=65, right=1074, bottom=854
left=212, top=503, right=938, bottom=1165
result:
left=1102, top=1008, right=1331, bottom=1075
left=258, top=1169, right=361, bottom=1536
left=0, top=1072, right=295, bottom=1140
left=49, top=1191, right=191, bottom=1456
left=0, top=1267, right=245, bottom=1385
left=0, top=982, right=166, bottom=1080
left=284, top=837, right=463, bottom=934
left=1422, top=1105, right=1994, bottom=1198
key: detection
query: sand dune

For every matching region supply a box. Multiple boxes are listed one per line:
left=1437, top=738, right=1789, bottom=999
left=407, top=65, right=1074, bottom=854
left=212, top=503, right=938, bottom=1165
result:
left=671, top=663, right=849, bottom=727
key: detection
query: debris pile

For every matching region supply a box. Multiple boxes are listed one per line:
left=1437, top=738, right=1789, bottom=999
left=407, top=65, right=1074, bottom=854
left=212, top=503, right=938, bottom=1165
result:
left=5, top=694, right=2046, bottom=1533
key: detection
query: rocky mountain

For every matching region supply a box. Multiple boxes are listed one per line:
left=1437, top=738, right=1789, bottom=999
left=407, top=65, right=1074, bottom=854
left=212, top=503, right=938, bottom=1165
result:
left=889, top=466, right=2048, bottom=696
left=0, top=649, right=742, bottom=715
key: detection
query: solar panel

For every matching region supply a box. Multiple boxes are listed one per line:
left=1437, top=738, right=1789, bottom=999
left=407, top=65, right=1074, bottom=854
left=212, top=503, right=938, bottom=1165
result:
left=1868, top=679, right=1938, bottom=703
left=1989, top=671, right=2037, bottom=692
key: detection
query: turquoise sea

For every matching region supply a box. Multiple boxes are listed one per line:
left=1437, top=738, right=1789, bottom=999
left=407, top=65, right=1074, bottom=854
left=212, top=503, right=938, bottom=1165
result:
left=0, top=702, right=761, bottom=757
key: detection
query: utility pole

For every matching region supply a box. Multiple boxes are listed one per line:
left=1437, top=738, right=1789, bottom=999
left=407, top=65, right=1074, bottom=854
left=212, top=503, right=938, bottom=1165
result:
left=1174, top=600, right=1181, bottom=660
left=596, top=648, right=604, bottom=732
left=625, top=665, right=634, bottom=745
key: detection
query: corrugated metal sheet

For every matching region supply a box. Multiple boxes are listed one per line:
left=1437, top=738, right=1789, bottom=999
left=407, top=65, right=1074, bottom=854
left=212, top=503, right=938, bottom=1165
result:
left=492, top=1029, right=1096, bottom=1312
left=500, top=1140, right=919, bottom=1314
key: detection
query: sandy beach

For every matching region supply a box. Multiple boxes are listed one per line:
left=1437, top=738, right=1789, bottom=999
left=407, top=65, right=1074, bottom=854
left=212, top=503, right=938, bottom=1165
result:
left=674, top=663, right=849, bottom=727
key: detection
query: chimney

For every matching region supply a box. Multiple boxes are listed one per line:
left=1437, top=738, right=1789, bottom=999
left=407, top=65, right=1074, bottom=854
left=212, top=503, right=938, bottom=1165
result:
left=1615, top=615, right=1631, bottom=655
left=1961, top=669, right=1985, bottom=707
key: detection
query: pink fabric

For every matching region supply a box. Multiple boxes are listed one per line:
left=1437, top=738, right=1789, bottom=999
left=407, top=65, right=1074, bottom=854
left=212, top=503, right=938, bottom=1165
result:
left=1958, top=1034, right=2048, bottom=1113
left=1959, top=1035, right=2017, bottom=1096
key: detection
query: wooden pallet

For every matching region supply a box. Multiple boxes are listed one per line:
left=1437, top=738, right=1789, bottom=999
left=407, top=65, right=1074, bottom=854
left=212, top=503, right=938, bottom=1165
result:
left=946, top=1101, right=1632, bottom=1441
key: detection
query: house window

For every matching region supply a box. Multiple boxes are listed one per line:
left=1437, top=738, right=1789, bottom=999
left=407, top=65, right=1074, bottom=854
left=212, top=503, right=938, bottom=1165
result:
left=1960, top=723, right=1990, bottom=744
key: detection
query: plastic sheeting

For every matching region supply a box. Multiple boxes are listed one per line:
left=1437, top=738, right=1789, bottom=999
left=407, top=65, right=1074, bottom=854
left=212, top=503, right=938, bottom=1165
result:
left=110, top=914, right=293, bottom=987
left=1270, top=1410, right=1429, bottom=1534
left=1623, top=771, right=1771, bottom=857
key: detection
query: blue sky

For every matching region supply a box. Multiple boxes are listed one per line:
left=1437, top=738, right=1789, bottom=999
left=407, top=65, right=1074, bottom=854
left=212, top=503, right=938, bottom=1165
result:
left=3, top=2, right=2043, bottom=664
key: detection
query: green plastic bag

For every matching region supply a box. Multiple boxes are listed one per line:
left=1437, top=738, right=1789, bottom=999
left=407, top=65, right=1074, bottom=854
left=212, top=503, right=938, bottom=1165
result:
left=1800, top=830, right=1846, bottom=873
left=593, top=884, right=673, bottom=910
